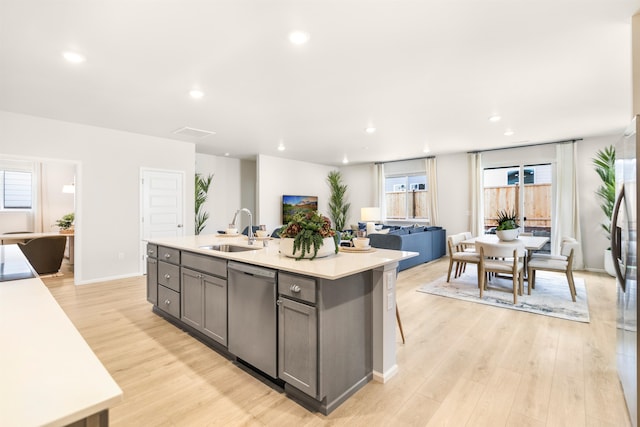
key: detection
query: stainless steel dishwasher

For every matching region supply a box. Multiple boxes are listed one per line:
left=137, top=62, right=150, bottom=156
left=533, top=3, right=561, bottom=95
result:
left=227, top=261, right=278, bottom=378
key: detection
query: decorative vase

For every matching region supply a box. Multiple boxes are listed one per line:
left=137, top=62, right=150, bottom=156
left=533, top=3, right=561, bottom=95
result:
left=604, top=248, right=616, bottom=277
left=279, top=237, right=336, bottom=259
left=496, top=229, right=519, bottom=241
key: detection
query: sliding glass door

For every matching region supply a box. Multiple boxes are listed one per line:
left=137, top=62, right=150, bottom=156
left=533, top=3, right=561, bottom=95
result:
left=483, top=163, right=552, bottom=250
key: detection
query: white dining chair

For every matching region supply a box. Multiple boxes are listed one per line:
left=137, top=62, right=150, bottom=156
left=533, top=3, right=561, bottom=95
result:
left=446, top=233, right=480, bottom=282
left=527, top=239, right=578, bottom=302
left=477, top=240, right=526, bottom=304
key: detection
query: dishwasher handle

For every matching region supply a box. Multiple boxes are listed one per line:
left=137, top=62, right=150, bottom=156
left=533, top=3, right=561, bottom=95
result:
left=228, top=260, right=276, bottom=280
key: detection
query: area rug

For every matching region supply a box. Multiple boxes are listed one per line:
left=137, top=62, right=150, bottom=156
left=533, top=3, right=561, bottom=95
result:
left=417, top=270, right=589, bottom=323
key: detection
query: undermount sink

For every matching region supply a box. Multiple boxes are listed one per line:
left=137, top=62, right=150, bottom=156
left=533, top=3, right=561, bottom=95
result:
left=200, top=244, right=261, bottom=253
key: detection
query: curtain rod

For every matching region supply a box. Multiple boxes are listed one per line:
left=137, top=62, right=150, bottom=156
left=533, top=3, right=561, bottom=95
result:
left=467, top=138, right=582, bottom=154
left=374, top=155, right=435, bottom=165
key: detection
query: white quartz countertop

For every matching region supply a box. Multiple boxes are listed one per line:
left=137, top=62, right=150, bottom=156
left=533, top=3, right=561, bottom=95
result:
left=148, top=234, right=418, bottom=280
left=0, top=253, right=122, bottom=427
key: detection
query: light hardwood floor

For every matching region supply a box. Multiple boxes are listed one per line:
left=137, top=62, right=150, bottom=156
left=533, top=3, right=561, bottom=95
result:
left=42, top=259, right=632, bottom=426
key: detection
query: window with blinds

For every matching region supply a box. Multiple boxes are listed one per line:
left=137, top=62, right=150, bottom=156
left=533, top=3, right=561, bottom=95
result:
left=0, top=170, right=33, bottom=210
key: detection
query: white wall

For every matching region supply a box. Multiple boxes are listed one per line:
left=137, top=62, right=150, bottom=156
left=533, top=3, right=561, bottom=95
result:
left=577, top=134, right=621, bottom=270
left=340, top=163, right=378, bottom=228
left=195, top=154, right=256, bottom=235
left=435, top=152, right=471, bottom=236
left=0, top=111, right=195, bottom=284
left=257, top=155, right=335, bottom=231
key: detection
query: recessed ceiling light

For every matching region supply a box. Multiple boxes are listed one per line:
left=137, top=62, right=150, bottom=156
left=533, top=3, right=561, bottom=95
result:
left=189, top=89, right=204, bottom=99
left=423, top=146, right=431, bottom=153
left=62, top=51, right=86, bottom=63
left=504, top=129, right=514, bottom=136
left=289, top=31, right=310, bottom=45
left=224, top=152, right=230, bottom=157
left=342, top=156, right=349, bottom=164
left=489, top=115, right=501, bottom=122
left=365, top=127, right=376, bottom=134
left=277, top=142, right=285, bottom=151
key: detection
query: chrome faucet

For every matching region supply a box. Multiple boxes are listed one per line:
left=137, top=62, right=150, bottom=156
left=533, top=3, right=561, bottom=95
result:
left=232, top=208, right=255, bottom=244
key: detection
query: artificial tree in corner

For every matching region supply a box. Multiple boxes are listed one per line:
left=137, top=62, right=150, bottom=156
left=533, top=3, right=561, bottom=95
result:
left=195, top=173, right=214, bottom=235
left=327, top=170, right=350, bottom=233
left=592, top=144, right=616, bottom=275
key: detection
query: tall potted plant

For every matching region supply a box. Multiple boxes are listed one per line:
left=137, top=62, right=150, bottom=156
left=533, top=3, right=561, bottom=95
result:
left=327, top=170, right=350, bottom=233
left=592, top=145, right=616, bottom=275
left=195, top=173, right=214, bottom=235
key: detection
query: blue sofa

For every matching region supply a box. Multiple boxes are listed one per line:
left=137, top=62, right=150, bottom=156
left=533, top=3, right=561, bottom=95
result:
left=369, top=226, right=446, bottom=271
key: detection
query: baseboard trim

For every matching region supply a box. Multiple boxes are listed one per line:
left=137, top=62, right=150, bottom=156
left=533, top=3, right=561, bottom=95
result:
left=373, top=364, right=398, bottom=383
left=75, top=272, right=142, bottom=285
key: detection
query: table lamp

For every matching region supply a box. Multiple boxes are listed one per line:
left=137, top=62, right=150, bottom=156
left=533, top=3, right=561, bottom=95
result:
left=361, top=207, right=381, bottom=235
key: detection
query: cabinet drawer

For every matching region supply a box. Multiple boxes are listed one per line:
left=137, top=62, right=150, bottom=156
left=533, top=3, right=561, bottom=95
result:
left=182, top=251, right=227, bottom=278
left=158, top=261, right=180, bottom=292
left=147, top=243, right=158, bottom=258
left=158, top=285, right=180, bottom=318
left=279, top=273, right=316, bottom=304
left=158, top=246, right=180, bottom=264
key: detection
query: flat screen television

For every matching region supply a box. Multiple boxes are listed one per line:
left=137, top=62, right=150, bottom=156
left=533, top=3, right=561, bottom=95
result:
left=282, top=195, right=318, bottom=224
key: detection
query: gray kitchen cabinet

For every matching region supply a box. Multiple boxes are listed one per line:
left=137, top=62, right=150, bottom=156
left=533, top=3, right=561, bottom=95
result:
left=180, top=252, right=228, bottom=346
left=156, top=246, right=181, bottom=319
left=147, top=241, right=378, bottom=415
left=146, top=244, right=158, bottom=305
left=278, top=272, right=318, bottom=397
left=278, top=296, right=317, bottom=397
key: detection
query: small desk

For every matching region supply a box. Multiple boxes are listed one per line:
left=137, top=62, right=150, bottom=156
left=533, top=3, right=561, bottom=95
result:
left=1, top=232, right=75, bottom=265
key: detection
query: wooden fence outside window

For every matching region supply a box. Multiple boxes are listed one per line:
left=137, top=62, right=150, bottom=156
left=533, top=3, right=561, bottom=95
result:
left=483, top=183, right=551, bottom=230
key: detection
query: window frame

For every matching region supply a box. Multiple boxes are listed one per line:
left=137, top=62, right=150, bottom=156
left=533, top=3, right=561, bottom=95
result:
left=384, top=173, right=429, bottom=222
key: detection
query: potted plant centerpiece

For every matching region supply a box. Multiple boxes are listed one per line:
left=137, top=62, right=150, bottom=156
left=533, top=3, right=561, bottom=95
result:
left=279, top=211, right=339, bottom=260
left=495, top=209, right=519, bottom=241
left=55, top=212, right=75, bottom=234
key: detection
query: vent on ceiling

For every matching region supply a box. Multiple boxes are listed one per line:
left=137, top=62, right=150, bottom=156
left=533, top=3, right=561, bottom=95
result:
left=172, top=127, right=216, bottom=138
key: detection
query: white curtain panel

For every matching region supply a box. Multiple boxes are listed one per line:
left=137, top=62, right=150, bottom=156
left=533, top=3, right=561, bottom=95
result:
left=35, top=162, right=44, bottom=232
left=553, top=142, right=583, bottom=268
left=469, top=152, right=484, bottom=236
left=375, top=163, right=386, bottom=223
left=425, top=157, right=439, bottom=225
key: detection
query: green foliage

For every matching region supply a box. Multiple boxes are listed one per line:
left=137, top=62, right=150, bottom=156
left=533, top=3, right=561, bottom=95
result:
left=279, top=211, right=338, bottom=260
left=55, top=212, right=75, bottom=230
left=195, top=173, right=214, bottom=235
left=326, top=170, right=350, bottom=232
left=495, top=209, right=519, bottom=230
left=592, top=145, right=616, bottom=241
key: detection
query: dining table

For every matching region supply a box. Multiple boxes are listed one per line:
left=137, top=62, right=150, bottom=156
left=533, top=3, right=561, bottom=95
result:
left=462, top=233, right=550, bottom=279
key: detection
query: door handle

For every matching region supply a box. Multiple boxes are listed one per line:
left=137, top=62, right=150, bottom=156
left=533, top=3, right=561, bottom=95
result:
left=611, top=184, right=625, bottom=289
left=177, top=224, right=183, bottom=228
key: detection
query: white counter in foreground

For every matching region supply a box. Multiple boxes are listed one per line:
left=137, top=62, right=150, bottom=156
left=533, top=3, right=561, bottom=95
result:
left=0, top=255, right=122, bottom=427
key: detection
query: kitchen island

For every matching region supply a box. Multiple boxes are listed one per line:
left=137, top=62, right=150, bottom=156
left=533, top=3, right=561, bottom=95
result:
left=146, top=234, right=417, bottom=414
left=0, top=245, right=122, bottom=427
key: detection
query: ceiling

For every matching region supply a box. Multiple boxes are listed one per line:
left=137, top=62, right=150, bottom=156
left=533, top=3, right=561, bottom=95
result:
left=1, top=1, right=638, bottom=166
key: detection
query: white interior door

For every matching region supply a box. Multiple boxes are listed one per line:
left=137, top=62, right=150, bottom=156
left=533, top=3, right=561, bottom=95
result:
left=140, top=169, right=184, bottom=272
